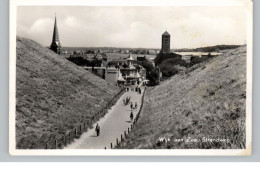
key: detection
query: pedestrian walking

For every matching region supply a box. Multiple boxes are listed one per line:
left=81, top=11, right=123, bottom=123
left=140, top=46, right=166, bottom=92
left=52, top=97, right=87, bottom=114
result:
left=130, top=111, right=134, bottom=121
left=95, top=123, right=100, bottom=136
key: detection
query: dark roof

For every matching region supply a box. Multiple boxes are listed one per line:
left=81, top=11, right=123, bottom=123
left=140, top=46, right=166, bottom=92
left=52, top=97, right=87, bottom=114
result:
left=162, top=31, right=170, bottom=36
left=137, top=56, right=146, bottom=61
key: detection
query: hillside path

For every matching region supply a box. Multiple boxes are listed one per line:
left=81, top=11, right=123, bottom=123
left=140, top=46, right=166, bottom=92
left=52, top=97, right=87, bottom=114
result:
left=65, top=85, right=144, bottom=149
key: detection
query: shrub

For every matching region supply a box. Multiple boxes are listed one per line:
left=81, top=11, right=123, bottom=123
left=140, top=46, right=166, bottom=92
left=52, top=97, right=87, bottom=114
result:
left=159, top=58, right=188, bottom=77
left=147, top=68, right=160, bottom=86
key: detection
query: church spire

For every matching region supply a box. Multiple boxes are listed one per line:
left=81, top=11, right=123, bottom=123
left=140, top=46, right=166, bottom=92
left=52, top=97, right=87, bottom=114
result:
left=50, top=14, right=61, bottom=54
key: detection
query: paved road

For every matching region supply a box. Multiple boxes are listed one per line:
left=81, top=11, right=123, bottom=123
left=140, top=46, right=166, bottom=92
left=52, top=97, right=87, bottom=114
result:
left=65, top=85, right=144, bottom=149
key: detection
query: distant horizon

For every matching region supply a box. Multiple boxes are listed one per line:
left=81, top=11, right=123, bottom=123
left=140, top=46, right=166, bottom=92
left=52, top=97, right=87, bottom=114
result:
left=58, top=44, right=244, bottom=50
left=39, top=42, right=243, bottom=50
left=18, top=30, right=247, bottom=50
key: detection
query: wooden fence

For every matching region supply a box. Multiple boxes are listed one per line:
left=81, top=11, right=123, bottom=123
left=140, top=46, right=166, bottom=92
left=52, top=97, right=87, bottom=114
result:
left=45, top=88, right=126, bottom=149
left=108, top=86, right=146, bottom=149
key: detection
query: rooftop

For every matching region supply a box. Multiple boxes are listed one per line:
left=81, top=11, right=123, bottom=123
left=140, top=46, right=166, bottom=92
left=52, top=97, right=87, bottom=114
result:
left=162, top=31, right=170, bottom=36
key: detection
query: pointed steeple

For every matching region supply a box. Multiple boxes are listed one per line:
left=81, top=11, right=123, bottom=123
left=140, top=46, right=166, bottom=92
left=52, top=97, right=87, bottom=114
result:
left=50, top=14, right=61, bottom=54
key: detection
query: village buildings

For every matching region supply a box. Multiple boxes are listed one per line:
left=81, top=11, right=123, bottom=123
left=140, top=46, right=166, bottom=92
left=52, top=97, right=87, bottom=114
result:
left=49, top=16, right=170, bottom=86
left=84, top=54, right=147, bottom=86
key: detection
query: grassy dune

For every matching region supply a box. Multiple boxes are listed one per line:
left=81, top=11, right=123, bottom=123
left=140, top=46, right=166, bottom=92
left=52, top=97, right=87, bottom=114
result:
left=16, top=37, right=120, bottom=149
left=118, top=46, right=247, bottom=149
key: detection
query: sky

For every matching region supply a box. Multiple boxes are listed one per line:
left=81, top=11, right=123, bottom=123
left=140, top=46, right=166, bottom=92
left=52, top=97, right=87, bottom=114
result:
left=17, top=6, right=248, bottom=49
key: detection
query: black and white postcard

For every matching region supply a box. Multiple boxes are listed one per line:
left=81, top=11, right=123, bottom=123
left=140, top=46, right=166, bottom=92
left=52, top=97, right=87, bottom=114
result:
left=9, top=0, right=253, bottom=156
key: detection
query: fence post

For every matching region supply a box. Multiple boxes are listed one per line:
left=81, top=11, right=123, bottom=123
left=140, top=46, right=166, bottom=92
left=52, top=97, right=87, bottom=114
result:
left=63, top=135, right=66, bottom=146
left=45, top=143, right=48, bottom=149
left=124, top=131, right=127, bottom=138
left=116, top=138, right=119, bottom=145
left=55, top=139, right=58, bottom=149
left=75, top=128, right=77, bottom=137
left=111, top=143, right=113, bottom=149
left=121, top=134, right=123, bottom=142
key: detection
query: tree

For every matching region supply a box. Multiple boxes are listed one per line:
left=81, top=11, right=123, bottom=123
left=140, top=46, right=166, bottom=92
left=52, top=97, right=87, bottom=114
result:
left=90, top=59, right=102, bottom=67
left=158, top=58, right=188, bottom=77
left=142, top=60, right=154, bottom=71
left=67, top=56, right=90, bottom=66
left=147, top=68, right=160, bottom=86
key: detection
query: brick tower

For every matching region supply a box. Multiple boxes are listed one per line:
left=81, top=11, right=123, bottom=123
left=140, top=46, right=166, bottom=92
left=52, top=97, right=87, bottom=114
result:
left=50, top=15, right=61, bottom=54
left=161, top=31, right=170, bottom=54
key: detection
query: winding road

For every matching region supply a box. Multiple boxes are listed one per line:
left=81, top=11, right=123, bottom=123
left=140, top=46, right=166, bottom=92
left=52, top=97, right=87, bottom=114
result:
left=65, top=85, right=144, bottom=149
